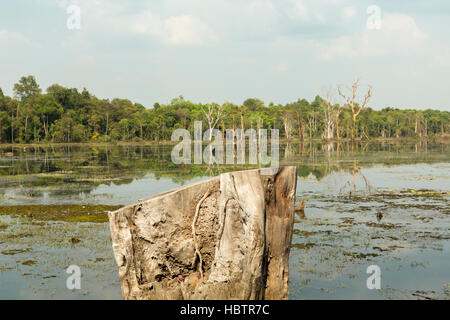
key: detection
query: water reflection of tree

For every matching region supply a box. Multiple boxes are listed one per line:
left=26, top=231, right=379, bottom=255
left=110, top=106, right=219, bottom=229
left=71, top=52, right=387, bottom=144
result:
left=0, top=141, right=446, bottom=195
left=321, top=141, right=345, bottom=155
left=339, top=160, right=372, bottom=193
left=284, top=143, right=296, bottom=160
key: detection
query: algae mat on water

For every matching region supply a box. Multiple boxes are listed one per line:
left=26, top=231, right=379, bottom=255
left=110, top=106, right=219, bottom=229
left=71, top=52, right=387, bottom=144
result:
left=0, top=205, right=123, bottom=223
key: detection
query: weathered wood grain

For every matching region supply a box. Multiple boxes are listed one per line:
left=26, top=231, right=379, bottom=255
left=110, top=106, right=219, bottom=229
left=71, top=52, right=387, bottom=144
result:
left=108, top=166, right=297, bottom=300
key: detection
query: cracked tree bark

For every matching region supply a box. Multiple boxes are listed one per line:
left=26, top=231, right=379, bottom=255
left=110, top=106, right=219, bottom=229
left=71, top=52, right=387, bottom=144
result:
left=108, top=166, right=297, bottom=300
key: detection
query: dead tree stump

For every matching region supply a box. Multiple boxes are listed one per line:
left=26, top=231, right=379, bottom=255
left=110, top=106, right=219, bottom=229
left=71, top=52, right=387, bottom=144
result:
left=108, top=166, right=297, bottom=300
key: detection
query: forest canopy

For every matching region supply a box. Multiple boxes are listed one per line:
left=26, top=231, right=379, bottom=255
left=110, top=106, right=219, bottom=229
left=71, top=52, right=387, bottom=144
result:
left=0, top=75, right=448, bottom=144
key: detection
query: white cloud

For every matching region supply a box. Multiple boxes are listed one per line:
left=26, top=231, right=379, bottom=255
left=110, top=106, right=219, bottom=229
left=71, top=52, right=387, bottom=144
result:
left=272, top=61, right=289, bottom=73
left=342, top=6, right=356, bottom=20
left=430, top=48, right=450, bottom=67
left=286, top=0, right=309, bottom=21
left=131, top=12, right=217, bottom=45
left=317, top=13, right=428, bottom=60
left=58, top=1, right=217, bottom=46
left=249, top=0, right=275, bottom=14
left=164, top=15, right=217, bottom=45
left=0, top=29, right=33, bottom=45
left=285, top=0, right=349, bottom=23
left=0, top=29, right=40, bottom=57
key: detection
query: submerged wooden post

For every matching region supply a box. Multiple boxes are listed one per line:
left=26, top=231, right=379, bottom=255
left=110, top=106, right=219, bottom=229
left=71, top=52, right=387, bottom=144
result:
left=108, top=166, right=297, bottom=300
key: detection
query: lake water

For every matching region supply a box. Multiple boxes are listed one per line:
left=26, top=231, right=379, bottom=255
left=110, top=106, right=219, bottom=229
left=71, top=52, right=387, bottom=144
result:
left=0, top=141, right=449, bottom=299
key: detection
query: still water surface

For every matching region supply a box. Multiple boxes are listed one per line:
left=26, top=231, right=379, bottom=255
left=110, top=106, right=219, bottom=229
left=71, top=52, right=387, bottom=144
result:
left=0, top=141, right=449, bottom=299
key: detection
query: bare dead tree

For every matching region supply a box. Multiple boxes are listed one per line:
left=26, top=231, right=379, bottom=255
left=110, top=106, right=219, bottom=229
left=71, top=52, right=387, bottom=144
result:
left=295, top=111, right=304, bottom=141
left=320, top=87, right=339, bottom=141
left=334, top=105, right=343, bottom=139
left=282, top=115, right=294, bottom=140
left=201, top=103, right=225, bottom=139
left=338, top=79, right=372, bottom=140
left=201, top=103, right=226, bottom=163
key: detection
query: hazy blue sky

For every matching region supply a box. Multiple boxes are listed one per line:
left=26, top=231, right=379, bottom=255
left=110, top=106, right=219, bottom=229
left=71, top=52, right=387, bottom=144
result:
left=1, top=0, right=449, bottom=110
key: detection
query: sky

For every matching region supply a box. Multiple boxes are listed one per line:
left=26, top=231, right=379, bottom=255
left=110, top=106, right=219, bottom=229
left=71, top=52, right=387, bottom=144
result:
left=0, top=0, right=449, bottom=110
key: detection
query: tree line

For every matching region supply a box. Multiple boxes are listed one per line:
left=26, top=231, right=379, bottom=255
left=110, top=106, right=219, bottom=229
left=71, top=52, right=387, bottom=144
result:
left=0, top=75, right=448, bottom=144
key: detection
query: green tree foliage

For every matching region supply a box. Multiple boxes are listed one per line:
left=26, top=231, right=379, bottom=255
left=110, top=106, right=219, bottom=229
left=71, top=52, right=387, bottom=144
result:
left=13, top=75, right=41, bottom=101
left=0, top=75, right=448, bottom=144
